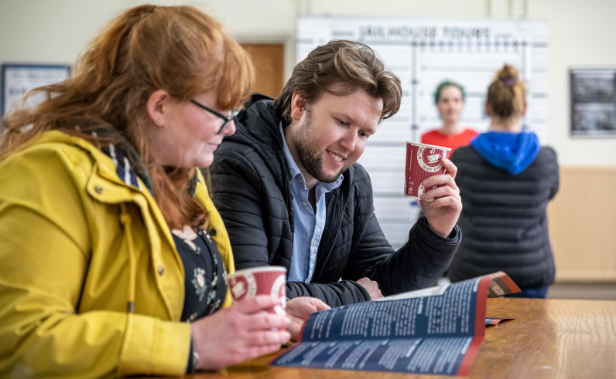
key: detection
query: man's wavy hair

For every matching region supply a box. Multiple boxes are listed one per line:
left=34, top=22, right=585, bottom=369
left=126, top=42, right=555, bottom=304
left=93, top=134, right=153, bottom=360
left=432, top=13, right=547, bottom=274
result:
left=273, top=40, right=402, bottom=126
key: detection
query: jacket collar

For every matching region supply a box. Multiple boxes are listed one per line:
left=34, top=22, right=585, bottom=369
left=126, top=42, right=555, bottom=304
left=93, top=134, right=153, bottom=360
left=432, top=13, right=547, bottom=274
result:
left=233, top=93, right=285, bottom=152
left=36, top=129, right=203, bottom=201
left=93, top=127, right=154, bottom=195
left=32, top=131, right=141, bottom=192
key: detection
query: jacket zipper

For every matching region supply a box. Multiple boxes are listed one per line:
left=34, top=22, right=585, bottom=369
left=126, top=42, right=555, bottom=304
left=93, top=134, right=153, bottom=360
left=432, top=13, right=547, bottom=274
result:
left=119, top=203, right=136, bottom=313
left=313, top=191, right=351, bottom=282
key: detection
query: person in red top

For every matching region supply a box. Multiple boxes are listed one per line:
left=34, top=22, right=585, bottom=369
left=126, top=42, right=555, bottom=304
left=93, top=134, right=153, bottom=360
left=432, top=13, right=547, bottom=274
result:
left=421, top=81, right=478, bottom=151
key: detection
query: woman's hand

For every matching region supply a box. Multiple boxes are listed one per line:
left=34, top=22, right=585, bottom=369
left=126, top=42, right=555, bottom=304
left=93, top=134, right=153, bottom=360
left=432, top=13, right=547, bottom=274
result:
left=286, top=297, right=330, bottom=341
left=191, top=295, right=290, bottom=370
left=419, top=157, right=462, bottom=238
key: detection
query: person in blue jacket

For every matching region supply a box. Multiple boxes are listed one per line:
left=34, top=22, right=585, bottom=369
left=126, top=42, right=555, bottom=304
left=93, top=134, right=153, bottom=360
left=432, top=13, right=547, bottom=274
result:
left=448, top=64, right=559, bottom=298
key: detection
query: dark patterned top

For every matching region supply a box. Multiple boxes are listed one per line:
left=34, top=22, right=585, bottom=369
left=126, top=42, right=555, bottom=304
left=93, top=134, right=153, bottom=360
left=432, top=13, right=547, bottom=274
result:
left=173, top=229, right=228, bottom=323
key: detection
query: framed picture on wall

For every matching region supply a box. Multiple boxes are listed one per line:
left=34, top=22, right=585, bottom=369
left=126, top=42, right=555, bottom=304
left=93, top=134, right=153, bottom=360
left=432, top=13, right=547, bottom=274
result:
left=1, top=63, right=71, bottom=117
left=570, top=68, right=616, bottom=137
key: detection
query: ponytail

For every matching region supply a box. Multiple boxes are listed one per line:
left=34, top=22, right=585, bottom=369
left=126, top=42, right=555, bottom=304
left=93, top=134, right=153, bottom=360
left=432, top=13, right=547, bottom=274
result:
left=486, top=64, right=526, bottom=120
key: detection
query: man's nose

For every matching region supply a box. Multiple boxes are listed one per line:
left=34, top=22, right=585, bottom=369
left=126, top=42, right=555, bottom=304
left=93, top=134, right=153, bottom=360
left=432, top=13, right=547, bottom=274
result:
left=339, top=130, right=357, bottom=152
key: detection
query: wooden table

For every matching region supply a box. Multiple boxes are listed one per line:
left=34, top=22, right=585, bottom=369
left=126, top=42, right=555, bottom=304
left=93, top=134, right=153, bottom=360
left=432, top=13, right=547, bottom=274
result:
left=169, top=298, right=616, bottom=378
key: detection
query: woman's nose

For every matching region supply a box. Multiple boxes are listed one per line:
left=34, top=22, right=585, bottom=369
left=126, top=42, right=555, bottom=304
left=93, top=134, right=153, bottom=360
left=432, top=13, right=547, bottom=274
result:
left=222, top=120, right=236, bottom=136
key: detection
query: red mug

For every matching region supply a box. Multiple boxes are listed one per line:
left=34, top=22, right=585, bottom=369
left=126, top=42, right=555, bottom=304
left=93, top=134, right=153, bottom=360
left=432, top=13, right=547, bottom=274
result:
left=227, top=266, right=287, bottom=316
left=404, top=142, right=451, bottom=199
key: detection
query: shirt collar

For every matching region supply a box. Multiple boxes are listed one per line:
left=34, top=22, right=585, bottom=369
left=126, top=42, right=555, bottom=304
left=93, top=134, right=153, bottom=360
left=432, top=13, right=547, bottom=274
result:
left=278, top=122, right=344, bottom=190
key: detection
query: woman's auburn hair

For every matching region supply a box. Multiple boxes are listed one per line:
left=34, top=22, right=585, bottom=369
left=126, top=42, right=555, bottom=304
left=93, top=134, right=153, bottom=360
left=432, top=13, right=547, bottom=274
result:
left=0, top=4, right=254, bottom=229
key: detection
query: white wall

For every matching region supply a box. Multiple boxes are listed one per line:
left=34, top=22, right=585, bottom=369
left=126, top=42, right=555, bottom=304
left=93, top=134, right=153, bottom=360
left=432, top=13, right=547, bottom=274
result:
left=1, top=0, right=615, bottom=165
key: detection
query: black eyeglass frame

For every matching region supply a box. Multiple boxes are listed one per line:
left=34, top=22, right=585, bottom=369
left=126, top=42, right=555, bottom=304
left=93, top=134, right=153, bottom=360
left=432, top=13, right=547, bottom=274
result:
left=190, top=99, right=239, bottom=134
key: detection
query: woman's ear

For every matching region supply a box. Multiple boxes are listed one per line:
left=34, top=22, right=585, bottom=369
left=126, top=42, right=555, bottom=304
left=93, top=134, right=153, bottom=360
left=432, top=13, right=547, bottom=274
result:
left=290, top=92, right=307, bottom=121
left=521, top=102, right=528, bottom=117
left=484, top=102, right=491, bottom=117
left=147, top=90, right=172, bottom=127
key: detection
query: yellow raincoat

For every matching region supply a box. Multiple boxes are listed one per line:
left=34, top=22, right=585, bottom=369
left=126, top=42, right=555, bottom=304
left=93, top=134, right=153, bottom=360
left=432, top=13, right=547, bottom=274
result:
left=0, top=131, right=235, bottom=378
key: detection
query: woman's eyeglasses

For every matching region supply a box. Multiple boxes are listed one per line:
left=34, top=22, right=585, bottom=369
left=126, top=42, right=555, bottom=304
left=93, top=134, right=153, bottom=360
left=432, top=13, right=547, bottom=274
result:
left=190, top=99, right=239, bottom=134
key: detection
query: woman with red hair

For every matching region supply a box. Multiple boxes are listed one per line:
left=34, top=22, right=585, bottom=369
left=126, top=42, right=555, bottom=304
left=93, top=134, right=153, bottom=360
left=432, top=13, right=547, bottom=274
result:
left=0, top=5, right=326, bottom=377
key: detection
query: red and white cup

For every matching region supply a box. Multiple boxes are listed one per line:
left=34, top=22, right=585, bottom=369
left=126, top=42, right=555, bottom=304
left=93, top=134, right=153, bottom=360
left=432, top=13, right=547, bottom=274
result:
left=404, top=142, right=452, bottom=199
left=227, top=266, right=287, bottom=316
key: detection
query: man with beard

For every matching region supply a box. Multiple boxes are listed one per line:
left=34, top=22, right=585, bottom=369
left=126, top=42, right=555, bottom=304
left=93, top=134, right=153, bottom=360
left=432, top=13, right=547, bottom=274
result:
left=210, top=40, right=462, bottom=307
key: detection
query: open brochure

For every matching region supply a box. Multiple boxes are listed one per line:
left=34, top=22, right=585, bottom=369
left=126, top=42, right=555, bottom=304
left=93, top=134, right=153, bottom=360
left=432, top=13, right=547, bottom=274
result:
left=272, top=272, right=520, bottom=376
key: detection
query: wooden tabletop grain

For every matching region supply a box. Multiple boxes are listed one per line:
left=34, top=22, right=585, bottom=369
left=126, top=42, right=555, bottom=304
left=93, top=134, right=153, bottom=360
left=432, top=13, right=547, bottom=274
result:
left=146, top=298, right=616, bottom=379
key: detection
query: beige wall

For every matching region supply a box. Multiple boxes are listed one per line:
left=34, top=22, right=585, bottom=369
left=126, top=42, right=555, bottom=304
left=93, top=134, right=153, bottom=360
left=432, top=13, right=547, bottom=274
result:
left=1, top=0, right=615, bottom=165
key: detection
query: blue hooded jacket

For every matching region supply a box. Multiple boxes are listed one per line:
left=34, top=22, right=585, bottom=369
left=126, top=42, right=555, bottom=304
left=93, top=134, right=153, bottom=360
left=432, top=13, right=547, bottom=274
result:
left=470, top=131, right=541, bottom=175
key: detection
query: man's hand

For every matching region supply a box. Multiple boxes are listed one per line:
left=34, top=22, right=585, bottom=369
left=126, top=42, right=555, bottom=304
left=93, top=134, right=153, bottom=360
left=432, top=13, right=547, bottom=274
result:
left=356, top=277, right=383, bottom=300
left=419, top=157, right=462, bottom=238
left=286, top=297, right=330, bottom=341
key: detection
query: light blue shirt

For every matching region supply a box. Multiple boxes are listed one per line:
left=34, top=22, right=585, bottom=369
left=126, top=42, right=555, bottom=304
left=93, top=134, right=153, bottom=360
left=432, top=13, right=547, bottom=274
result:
left=280, top=123, right=344, bottom=283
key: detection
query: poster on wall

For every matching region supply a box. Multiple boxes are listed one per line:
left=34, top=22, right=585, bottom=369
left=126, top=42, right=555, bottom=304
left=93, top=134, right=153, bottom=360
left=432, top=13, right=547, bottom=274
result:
left=570, top=68, right=616, bottom=137
left=297, top=17, right=548, bottom=249
left=1, top=64, right=71, bottom=117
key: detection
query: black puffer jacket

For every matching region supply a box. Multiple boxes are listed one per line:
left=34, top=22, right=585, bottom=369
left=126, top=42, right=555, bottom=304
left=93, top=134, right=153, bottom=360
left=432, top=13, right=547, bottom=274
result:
left=448, top=145, right=559, bottom=288
left=211, top=94, right=461, bottom=307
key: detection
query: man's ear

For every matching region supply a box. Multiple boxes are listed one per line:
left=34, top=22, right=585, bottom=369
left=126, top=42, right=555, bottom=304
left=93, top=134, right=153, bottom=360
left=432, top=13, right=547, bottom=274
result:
left=290, top=92, right=307, bottom=121
left=147, top=90, right=172, bottom=127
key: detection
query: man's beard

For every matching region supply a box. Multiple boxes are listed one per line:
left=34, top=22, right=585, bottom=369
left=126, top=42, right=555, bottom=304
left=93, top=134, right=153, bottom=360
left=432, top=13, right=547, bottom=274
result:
left=293, top=108, right=345, bottom=183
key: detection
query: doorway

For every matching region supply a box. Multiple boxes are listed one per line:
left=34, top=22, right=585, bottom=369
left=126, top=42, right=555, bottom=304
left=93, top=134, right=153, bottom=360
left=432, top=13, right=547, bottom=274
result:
left=241, top=43, right=285, bottom=99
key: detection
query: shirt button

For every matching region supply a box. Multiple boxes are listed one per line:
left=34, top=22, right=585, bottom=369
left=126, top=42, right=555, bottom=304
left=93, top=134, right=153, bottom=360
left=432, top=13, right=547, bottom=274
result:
left=209, top=228, right=217, bottom=236
left=95, top=185, right=104, bottom=194
left=302, top=201, right=308, bottom=207
left=158, top=266, right=164, bottom=276
left=311, top=239, right=317, bottom=246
